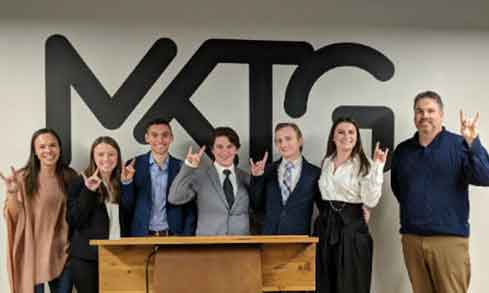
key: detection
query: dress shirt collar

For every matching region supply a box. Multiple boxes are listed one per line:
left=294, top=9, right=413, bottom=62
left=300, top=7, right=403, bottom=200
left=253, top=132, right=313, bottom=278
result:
left=411, top=127, right=447, bottom=148
left=149, top=154, right=169, bottom=170
left=280, top=155, right=303, bottom=170
left=213, top=161, right=235, bottom=177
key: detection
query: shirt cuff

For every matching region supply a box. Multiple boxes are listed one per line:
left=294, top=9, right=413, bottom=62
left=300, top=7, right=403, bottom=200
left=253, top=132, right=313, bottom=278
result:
left=184, top=159, right=198, bottom=168
left=468, top=136, right=483, bottom=153
left=121, top=179, right=133, bottom=185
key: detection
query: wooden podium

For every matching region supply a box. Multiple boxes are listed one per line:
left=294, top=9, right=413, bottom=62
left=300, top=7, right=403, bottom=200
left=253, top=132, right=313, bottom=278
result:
left=91, top=235, right=318, bottom=293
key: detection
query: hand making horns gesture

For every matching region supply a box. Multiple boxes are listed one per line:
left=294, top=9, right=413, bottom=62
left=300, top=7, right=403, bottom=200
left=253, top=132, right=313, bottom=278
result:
left=82, top=168, right=102, bottom=192
left=249, top=152, right=269, bottom=176
left=373, top=142, right=389, bottom=163
left=121, top=159, right=136, bottom=182
left=0, top=166, right=22, bottom=202
left=460, top=110, right=480, bottom=146
left=186, top=145, right=206, bottom=168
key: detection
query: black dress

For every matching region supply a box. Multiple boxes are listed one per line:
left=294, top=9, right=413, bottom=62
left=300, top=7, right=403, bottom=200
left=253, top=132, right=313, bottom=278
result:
left=314, top=200, right=373, bottom=293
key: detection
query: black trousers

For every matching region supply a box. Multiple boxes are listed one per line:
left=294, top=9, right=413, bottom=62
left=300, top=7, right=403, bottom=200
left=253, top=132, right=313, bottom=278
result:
left=314, top=201, right=373, bottom=293
left=71, top=257, right=98, bottom=293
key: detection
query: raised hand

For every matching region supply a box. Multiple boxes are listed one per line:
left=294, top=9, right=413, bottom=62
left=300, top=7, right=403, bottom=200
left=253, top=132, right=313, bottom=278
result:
left=82, top=168, right=102, bottom=192
left=249, top=152, right=268, bottom=176
left=0, top=167, right=22, bottom=202
left=460, top=110, right=479, bottom=145
left=186, top=145, right=206, bottom=168
left=373, top=142, right=389, bottom=163
left=121, top=159, right=136, bottom=182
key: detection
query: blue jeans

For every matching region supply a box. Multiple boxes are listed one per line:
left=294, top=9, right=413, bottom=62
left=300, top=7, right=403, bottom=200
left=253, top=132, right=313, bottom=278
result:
left=34, top=262, right=73, bottom=293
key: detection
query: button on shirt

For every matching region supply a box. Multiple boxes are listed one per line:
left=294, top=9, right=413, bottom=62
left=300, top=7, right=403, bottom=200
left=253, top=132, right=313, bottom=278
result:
left=149, top=155, right=169, bottom=232
left=214, top=162, right=238, bottom=196
left=319, top=155, right=384, bottom=208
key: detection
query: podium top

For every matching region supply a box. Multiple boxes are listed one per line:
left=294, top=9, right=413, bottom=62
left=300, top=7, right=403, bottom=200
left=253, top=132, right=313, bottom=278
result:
left=90, top=235, right=318, bottom=246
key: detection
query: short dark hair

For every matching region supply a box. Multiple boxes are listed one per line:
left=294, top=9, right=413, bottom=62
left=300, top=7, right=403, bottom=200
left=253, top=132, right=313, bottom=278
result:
left=211, top=127, right=241, bottom=165
left=414, top=90, right=444, bottom=111
left=212, top=127, right=241, bottom=149
left=145, top=118, right=172, bottom=134
left=274, top=122, right=303, bottom=152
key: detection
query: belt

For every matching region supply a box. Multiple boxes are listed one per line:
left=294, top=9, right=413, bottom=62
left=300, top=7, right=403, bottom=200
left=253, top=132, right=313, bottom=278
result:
left=148, top=229, right=170, bottom=236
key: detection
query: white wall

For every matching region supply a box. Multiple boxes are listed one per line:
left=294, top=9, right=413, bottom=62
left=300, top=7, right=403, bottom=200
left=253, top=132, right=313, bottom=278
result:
left=1, top=9, right=489, bottom=293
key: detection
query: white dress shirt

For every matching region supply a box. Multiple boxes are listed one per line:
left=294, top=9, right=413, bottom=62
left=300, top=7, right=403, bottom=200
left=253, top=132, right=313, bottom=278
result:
left=318, top=155, right=384, bottom=208
left=278, top=156, right=303, bottom=192
left=104, top=201, right=121, bottom=240
left=214, top=162, right=238, bottom=196
left=103, top=182, right=121, bottom=240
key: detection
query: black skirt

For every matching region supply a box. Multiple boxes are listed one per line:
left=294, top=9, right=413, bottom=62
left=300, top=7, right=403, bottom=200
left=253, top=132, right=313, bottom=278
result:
left=314, top=200, right=373, bottom=293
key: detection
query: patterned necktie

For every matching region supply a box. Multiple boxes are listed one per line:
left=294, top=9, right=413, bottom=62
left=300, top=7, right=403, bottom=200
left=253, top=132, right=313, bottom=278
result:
left=222, top=169, right=234, bottom=208
left=281, top=161, right=294, bottom=204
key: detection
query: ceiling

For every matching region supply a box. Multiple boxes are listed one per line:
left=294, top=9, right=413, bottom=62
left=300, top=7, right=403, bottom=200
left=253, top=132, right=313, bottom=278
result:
left=1, top=0, right=489, bottom=29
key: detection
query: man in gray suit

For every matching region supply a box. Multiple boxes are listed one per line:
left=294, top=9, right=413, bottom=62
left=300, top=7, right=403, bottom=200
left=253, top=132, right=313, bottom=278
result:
left=168, top=127, right=251, bottom=235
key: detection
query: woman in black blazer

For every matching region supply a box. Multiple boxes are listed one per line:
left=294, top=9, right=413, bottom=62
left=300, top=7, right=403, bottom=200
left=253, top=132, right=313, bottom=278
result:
left=67, top=136, right=130, bottom=293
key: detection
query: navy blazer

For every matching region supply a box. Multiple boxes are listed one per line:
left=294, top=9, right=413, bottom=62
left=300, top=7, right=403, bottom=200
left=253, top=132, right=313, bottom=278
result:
left=120, top=152, right=196, bottom=236
left=67, top=176, right=130, bottom=261
left=250, top=157, right=321, bottom=235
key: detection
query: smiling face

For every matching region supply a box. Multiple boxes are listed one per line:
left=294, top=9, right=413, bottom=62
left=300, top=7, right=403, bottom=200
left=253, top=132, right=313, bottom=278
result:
left=212, top=136, right=238, bottom=167
left=333, top=122, right=358, bottom=154
left=414, top=97, right=443, bottom=136
left=145, top=123, right=173, bottom=156
left=274, top=126, right=303, bottom=161
left=34, top=133, right=60, bottom=168
left=93, top=142, right=119, bottom=177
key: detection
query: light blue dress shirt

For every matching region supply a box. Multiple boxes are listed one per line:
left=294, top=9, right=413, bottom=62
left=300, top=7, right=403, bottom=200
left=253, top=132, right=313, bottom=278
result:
left=148, top=155, right=169, bottom=232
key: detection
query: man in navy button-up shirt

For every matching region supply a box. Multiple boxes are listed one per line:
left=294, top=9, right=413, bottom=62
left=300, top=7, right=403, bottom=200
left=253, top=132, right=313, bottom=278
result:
left=391, top=91, right=489, bottom=293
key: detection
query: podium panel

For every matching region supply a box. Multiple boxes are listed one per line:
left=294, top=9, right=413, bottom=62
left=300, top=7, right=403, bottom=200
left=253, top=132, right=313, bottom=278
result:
left=154, top=246, right=261, bottom=293
left=92, top=235, right=318, bottom=293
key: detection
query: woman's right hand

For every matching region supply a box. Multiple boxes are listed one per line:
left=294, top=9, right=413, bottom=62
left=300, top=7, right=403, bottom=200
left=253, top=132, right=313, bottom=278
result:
left=82, top=168, right=102, bottom=192
left=0, top=167, right=22, bottom=202
left=373, top=142, right=389, bottom=163
left=121, top=159, right=136, bottom=182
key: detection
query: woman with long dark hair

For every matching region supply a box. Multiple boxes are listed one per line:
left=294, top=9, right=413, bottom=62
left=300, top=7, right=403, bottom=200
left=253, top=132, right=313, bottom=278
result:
left=2, top=128, right=76, bottom=293
left=315, top=117, right=388, bottom=293
left=66, top=136, right=129, bottom=293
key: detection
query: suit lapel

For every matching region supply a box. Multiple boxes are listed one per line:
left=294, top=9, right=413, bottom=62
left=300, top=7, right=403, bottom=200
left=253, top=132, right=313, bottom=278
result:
left=141, top=152, right=152, bottom=203
left=270, top=161, right=284, bottom=207
left=207, top=165, right=230, bottom=209
left=285, top=158, right=310, bottom=205
left=279, top=157, right=314, bottom=206
left=233, top=168, right=247, bottom=207
left=167, top=155, right=178, bottom=192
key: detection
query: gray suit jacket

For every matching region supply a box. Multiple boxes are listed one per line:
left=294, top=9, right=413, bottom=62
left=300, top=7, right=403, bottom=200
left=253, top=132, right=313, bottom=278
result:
left=168, top=162, right=251, bottom=235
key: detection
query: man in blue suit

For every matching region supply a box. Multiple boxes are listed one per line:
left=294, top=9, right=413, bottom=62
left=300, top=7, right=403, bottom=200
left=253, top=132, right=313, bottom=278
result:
left=250, top=123, right=321, bottom=235
left=121, top=118, right=196, bottom=236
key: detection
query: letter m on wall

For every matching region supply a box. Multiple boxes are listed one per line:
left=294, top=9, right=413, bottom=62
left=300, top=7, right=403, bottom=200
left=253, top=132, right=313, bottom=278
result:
left=45, top=35, right=176, bottom=163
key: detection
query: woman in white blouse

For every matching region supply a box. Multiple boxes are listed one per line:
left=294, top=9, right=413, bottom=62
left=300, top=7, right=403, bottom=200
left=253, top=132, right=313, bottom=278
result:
left=67, top=136, right=129, bottom=293
left=315, top=117, right=388, bottom=293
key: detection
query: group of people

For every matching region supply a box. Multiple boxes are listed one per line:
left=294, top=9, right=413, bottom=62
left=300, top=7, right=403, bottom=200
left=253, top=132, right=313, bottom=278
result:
left=2, top=90, right=488, bottom=293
